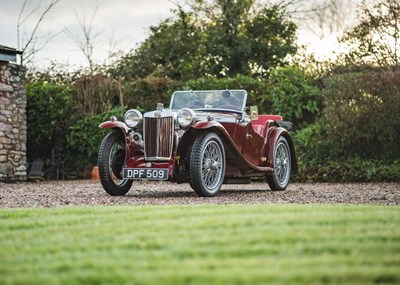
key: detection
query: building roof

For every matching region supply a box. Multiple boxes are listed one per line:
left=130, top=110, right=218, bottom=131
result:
left=0, top=45, right=22, bottom=63
left=0, top=45, right=23, bottom=55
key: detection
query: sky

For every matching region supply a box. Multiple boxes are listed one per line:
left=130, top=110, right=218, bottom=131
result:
left=0, top=0, right=359, bottom=69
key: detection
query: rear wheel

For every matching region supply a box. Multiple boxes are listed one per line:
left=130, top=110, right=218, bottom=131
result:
left=190, top=133, right=226, bottom=197
left=98, top=132, right=133, bottom=195
left=267, top=136, right=291, bottom=191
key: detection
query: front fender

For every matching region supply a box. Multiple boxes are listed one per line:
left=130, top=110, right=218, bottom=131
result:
left=99, top=121, right=139, bottom=161
left=176, top=120, right=234, bottom=160
left=99, top=121, right=131, bottom=136
left=191, top=120, right=232, bottom=137
left=266, top=127, right=298, bottom=173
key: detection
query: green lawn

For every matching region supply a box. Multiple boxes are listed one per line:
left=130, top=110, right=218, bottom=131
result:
left=0, top=204, right=399, bottom=285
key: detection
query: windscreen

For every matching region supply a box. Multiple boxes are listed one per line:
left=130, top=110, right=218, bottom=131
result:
left=170, top=90, right=247, bottom=111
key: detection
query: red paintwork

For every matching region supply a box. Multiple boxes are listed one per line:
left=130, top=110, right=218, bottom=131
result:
left=125, top=156, right=175, bottom=177
left=251, top=115, right=283, bottom=138
left=99, top=121, right=130, bottom=135
left=252, top=115, right=283, bottom=125
left=242, top=123, right=265, bottom=166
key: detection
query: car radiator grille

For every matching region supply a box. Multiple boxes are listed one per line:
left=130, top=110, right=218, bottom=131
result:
left=144, top=116, right=174, bottom=161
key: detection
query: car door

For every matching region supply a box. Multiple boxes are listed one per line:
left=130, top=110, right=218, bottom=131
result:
left=241, top=121, right=265, bottom=166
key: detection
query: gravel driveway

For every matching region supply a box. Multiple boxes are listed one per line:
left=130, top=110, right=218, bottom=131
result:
left=0, top=180, right=399, bottom=208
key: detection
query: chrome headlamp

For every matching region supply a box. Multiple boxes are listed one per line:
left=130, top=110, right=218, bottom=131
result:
left=177, top=108, right=195, bottom=129
left=124, top=109, right=143, bottom=128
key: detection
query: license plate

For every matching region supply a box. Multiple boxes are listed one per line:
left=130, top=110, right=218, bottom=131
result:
left=123, top=168, right=168, bottom=180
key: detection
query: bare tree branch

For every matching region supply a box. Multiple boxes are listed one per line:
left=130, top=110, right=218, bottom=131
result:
left=341, top=0, right=400, bottom=66
left=64, top=1, right=103, bottom=72
left=17, top=0, right=63, bottom=65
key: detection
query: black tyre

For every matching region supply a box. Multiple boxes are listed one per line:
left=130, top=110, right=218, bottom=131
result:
left=98, top=132, right=133, bottom=195
left=190, top=133, right=226, bottom=197
left=267, top=136, right=291, bottom=191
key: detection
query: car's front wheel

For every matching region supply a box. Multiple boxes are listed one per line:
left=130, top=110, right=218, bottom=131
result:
left=190, top=132, right=226, bottom=197
left=98, top=131, right=133, bottom=196
left=267, top=136, right=291, bottom=191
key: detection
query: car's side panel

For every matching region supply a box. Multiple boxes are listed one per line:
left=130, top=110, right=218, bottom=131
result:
left=184, top=120, right=274, bottom=175
left=230, top=120, right=247, bottom=153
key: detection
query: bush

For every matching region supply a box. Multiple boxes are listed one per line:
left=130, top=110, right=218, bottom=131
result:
left=319, top=67, right=400, bottom=160
left=65, top=106, right=126, bottom=175
left=26, top=81, right=73, bottom=162
left=74, top=74, right=123, bottom=116
left=295, top=158, right=400, bottom=182
left=267, top=65, right=321, bottom=127
left=122, top=76, right=179, bottom=112
left=293, top=66, right=400, bottom=182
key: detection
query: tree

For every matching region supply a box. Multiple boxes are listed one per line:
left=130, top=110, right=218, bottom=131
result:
left=341, top=0, right=400, bottom=66
left=115, top=7, right=203, bottom=80
left=114, top=0, right=297, bottom=80
left=247, top=6, right=297, bottom=74
left=191, top=0, right=297, bottom=76
left=197, top=0, right=255, bottom=76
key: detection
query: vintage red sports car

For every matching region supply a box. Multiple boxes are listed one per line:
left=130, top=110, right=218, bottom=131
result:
left=98, top=90, right=297, bottom=197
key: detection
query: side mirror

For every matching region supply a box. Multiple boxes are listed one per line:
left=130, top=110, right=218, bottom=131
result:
left=250, top=106, right=258, bottom=120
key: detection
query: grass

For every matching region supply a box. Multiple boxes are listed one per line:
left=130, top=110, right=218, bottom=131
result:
left=0, top=204, right=399, bottom=285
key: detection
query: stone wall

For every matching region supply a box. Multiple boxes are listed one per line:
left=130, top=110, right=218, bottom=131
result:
left=0, top=62, right=27, bottom=182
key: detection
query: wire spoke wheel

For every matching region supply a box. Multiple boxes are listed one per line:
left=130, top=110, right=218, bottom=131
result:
left=275, top=142, right=289, bottom=184
left=190, top=133, right=226, bottom=197
left=98, top=132, right=133, bottom=195
left=201, top=141, right=223, bottom=189
left=267, top=136, right=291, bottom=191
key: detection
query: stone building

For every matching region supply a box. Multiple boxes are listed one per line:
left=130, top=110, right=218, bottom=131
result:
left=0, top=45, right=26, bottom=182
